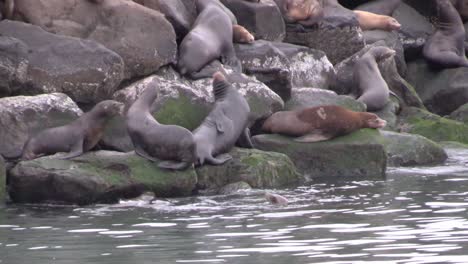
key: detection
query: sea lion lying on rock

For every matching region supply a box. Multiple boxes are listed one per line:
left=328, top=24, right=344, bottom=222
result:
left=193, top=72, right=252, bottom=165
left=354, top=10, right=401, bottom=31
left=274, top=0, right=324, bottom=27
left=261, top=105, right=387, bottom=142
left=21, top=100, right=124, bottom=160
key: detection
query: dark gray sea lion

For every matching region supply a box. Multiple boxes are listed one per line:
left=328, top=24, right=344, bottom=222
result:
left=178, top=0, right=241, bottom=79
left=261, top=105, right=387, bottom=142
left=193, top=72, right=252, bottom=166
left=354, top=0, right=401, bottom=16
left=354, top=46, right=396, bottom=111
left=126, top=85, right=196, bottom=170
left=274, top=0, right=324, bottom=27
left=21, top=100, right=124, bottom=160
left=354, top=10, right=401, bottom=31
left=423, top=0, right=468, bottom=68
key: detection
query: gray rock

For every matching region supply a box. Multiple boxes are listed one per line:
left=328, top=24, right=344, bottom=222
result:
left=373, top=99, right=399, bottom=131
left=0, top=155, right=5, bottom=204
left=102, top=66, right=284, bottom=151
left=218, top=181, right=252, bottom=195
left=0, top=36, right=29, bottom=98
left=381, top=131, right=448, bottom=166
left=285, top=88, right=366, bottom=112
left=252, top=129, right=387, bottom=180
left=449, top=103, right=468, bottom=123
left=0, top=93, right=82, bottom=159
left=8, top=150, right=198, bottom=205
left=14, top=0, right=177, bottom=80
left=0, top=21, right=125, bottom=105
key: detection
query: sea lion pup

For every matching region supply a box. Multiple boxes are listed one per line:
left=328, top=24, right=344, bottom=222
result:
left=265, top=192, right=289, bottom=205
left=178, top=0, right=241, bottom=78
left=424, top=0, right=468, bottom=68
left=193, top=72, right=252, bottom=166
left=126, top=86, right=196, bottom=170
left=354, top=46, right=396, bottom=111
left=354, top=0, right=401, bottom=16
left=261, top=105, right=387, bottom=142
left=233, top=24, right=255, bottom=43
left=353, top=10, right=401, bottom=31
left=21, top=100, right=124, bottom=161
left=274, top=0, right=324, bottom=27
left=1, top=0, right=14, bottom=20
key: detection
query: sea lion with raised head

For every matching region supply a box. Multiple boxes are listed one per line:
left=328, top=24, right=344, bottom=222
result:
left=261, top=105, right=387, bottom=142
left=21, top=100, right=124, bottom=160
left=193, top=72, right=252, bottom=166
left=354, top=10, right=401, bottom=31
left=354, top=46, right=396, bottom=111
left=423, top=0, right=468, bottom=68
left=126, top=85, right=196, bottom=170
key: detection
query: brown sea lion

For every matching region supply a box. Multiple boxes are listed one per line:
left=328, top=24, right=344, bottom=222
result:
left=274, top=0, right=324, bottom=27
left=261, top=105, right=387, bottom=142
left=354, top=46, right=396, bottom=111
left=21, top=100, right=124, bottom=161
left=233, top=24, right=255, bottom=43
left=265, top=192, right=289, bottom=205
left=126, top=85, right=196, bottom=170
left=424, top=0, right=468, bottom=68
left=354, top=10, right=401, bottom=31
left=193, top=72, right=252, bottom=165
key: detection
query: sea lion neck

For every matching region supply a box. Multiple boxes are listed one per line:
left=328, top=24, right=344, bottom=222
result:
left=212, top=79, right=231, bottom=100
left=137, top=87, right=158, bottom=109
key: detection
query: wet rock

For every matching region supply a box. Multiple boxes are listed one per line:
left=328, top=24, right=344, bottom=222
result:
left=373, top=99, right=399, bottom=131
left=0, top=156, right=5, bottom=204
left=252, top=129, right=387, bottom=180
left=284, top=88, right=366, bottom=112
left=381, top=131, right=448, bottom=166
left=102, top=66, right=284, bottom=151
left=8, top=151, right=198, bottom=205
left=406, top=59, right=468, bottom=116
left=0, top=93, right=82, bottom=159
left=14, top=0, right=176, bottom=80
left=449, top=103, right=468, bottom=124
left=0, top=21, right=125, bottom=105
left=397, top=107, right=468, bottom=145
left=221, top=0, right=286, bottom=41
left=0, top=36, right=29, bottom=98
left=196, top=148, right=301, bottom=192
left=218, top=181, right=252, bottom=195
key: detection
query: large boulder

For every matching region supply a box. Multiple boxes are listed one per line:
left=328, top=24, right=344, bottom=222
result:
left=0, top=36, right=29, bottom=98
left=8, top=151, right=198, bottom=205
left=196, top=148, right=301, bottom=193
left=381, top=131, right=448, bottom=166
left=449, top=103, right=468, bottom=124
left=0, top=155, right=5, bottom=204
left=0, top=21, right=125, bottom=105
left=221, top=0, right=286, bottom=41
left=14, top=0, right=177, bottom=79
left=285, top=88, right=366, bottom=112
left=0, top=93, right=82, bottom=159
left=102, top=66, right=284, bottom=151
left=252, top=129, right=387, bottom=180
left=406, top=59, right=468, bottom=116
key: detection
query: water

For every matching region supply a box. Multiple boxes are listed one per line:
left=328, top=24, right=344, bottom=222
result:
left=0, top=148, right=467, bottom=264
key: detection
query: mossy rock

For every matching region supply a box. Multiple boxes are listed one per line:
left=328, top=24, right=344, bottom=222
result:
left=196, top=148, right=301, bottom=192
left=8, top=151, right=198, bottom=205
left=0, top=156, right=5, bottom=204
left=449, top=103, right=468, bottom=124
left=398, top=107, right=468, bottom=144
left=252, top=129, right=387, bottom=180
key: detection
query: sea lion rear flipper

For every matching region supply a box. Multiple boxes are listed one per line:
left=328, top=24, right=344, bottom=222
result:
left=236, top=128, right=253, bottom=148
left=58, top=138, right=84, bottom=160
left=207, top=153, right=232, bottom=165
left=294, top=132, right=333, bottom=143
left=158, top=161, right=191, bottom=170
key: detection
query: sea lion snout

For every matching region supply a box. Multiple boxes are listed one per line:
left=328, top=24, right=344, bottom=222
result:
left=212, top=71, right=226, bottom=82
left=369, top=116, right=387, bottom=129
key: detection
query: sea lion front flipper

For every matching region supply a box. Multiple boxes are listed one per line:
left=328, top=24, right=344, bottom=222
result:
left=236, top=128, right=253, bottom=148
left=207, top=153, right=232, bottom=165
left=294, top=132, right=333, bottom=143
left=58, top=138, right=84, bottom=160
left=158, top=161, right=191, bottom=170
left=134, top=146, right=159, bottom=163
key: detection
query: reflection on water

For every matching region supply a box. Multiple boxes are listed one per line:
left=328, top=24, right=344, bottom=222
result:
left=0, top=148, right=467, bottom=264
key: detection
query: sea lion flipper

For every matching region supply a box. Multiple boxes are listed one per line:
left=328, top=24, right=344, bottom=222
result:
left=294, top=132, right=333, bottom=143
left=236, top=128, right=253, bottom=148
left=158, top=161, right=191, bottom=170
left=134, top=147, right=159, bottom=163
left=58, top=138, right=84, bottom=160
left=207, top=153, right=232, bottom=165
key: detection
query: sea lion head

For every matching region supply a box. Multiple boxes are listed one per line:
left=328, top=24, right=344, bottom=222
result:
left=360, top=112, right=387, bottom=129
left=385, top=17, right=401, bottom=31
left=369, top=46, right=396, bottom=62
left=265, top=192, right=289, bottom=205
left=283, top=0, right=323, bottom=24
left=178, top=34, right=208, bottom=75
left=93, top=100, right=125, bottom=118
left=233, top=25, right=255, bottom=44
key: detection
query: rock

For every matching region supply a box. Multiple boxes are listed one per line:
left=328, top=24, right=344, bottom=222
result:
left=102, top=66, right=284, bottom=151
left=0, top=93, right=82, bottom=159
left=221, top=0, right=286, bottom=41
left=14, top=0, right=177, bottom=80
left=252, top=129, right=387, bottom=180
left=285, top=88, right=366, bottom=112
left=8, top=150, right=198, bottom=205
left=449, top=103, right=468, bottom=123
left=406, top=59, right=468, bottom=116
left=397, top=107, right=468, bottom=144
left=0, top=36, right=29, bottom=98
left=196, top=148, right=301, bottom=192
left=218, top=181, right=252, bottom=195
left=322, top=0, right=359, bottom=28
left=393, top=2, right=434, bottom=59
left=0, top=21, right=125, bottom=105
left=373, top=99, right=399, bottom=131
left=235, top=40, right=335, bottom=100
left=381, top=131, right=448, bottom=166
left=0, top=155, right=5, bottom=204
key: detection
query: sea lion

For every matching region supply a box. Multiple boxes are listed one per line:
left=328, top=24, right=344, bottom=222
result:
left=126, top=85, right=196, bottom=170
left=265, top=192, right=289, bottom=205
left=261, top=105, right=387, bottom=142
left=274, top=0, right=324, bottom=27
left=233, top=24, right=255, bottom=43
left=354, top=10, right=401, bottom=31
left=354, top=0, right=401, bottom=16
left=178, top=0, right=241, bottom=78
left=193, top=72, right=252, bottom=166
left=1, top=0, right=14, bottom=20
left=354, top=46, right=396, bottom=111
left=21, top=100, right=124, bottom=161
left=451, top=0, right=468, bottom=21
left=423, top=0, right=468, bottom=68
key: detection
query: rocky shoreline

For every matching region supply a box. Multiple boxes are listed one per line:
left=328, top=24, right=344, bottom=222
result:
left=1, top=0, right=468, bottom=205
